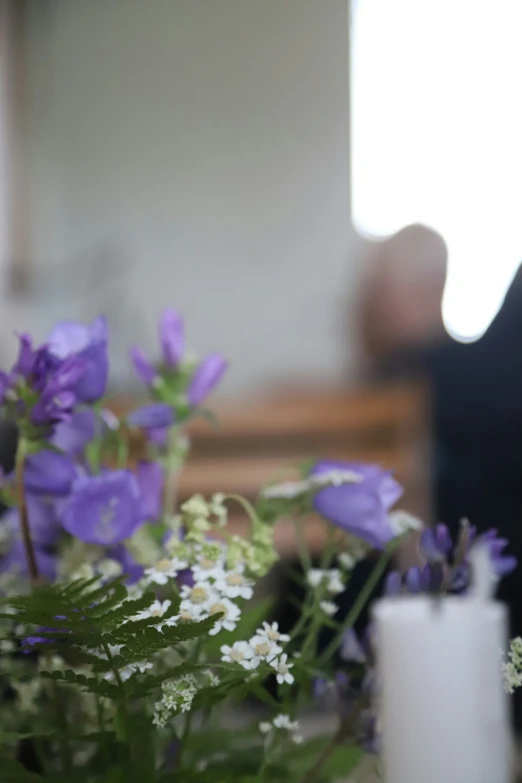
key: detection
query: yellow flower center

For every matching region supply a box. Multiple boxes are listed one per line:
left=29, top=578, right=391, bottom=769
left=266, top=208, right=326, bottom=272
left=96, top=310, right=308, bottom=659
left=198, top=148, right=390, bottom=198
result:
left=254, top=641, right=271, bottom=657
left=210, top=602, right=226, bottom=617
left=226, top=573, right=244, bottom=587
left=190, top=586, right=209, bottom=603
left=267, top=628, right=279, bottom=641
left=230, top=648, right=244, bottom=662
left=199, top=558, right=215, bottom=570
left=156, top=559, right=172, bottom=572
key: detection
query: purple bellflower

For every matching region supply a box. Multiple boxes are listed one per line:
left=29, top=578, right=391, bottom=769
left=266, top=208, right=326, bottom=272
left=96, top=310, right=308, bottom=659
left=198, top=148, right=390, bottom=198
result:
left=47, top=316, right=108, bottom=403
left=311, top=460, right=403, bottom=549
left=61, top=470, right=145, bottom=546
left=187, top=353, right=228, bottom=407
left=130, top=307, right=185, bottom=385
left=127, top=403, right=174, bottom=431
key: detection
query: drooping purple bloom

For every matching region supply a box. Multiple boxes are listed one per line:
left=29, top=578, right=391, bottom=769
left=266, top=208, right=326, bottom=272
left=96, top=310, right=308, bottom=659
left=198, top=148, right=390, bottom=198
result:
left=52, top=409, right=96, bottom=455
left=384, top=570, right=402, bottom=596
left=61, top=470, right=144, bottom=546
left=130, top=346, right=156, bottom=386
left=127, top=403, right=174, bottom=431
left=147, top=427, right=168, bottom=448
left=187, top=353, right=228, bottom=407
left=159, top=308, right=184, bottom=368
left=311, top=461, right=403, bottom=549
left=136, top=461, right=164, bottom=521
left=47, top=316, right=108, bottom=403
left=24, top=450, right=76, bottom=496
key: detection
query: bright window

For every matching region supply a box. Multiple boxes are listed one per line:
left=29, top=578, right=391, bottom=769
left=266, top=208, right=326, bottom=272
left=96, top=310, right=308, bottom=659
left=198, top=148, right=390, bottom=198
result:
left=350, top=0, right=522, bottom=341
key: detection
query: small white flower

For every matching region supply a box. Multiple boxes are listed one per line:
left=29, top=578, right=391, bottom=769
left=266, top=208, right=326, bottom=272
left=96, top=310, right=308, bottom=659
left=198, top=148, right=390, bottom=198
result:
left=207, top=597, right=241, bottom=635
left=292, top=734, right=304, bottom=745
left=319, top=600, right=337, bottom=617
left=256, top=621, right=290, bottom=644
left=220, top=641, right=255, bottom=669
left=259, top=721, right=272, bottom=734
left=307, top=568, right=326, bottom=588
left=96, top=558, right=122, bottom=580
left=326, top=569, right=344, bottom=595
left=248, top=635, right=282, bottom=668
left=105, top=661, right=153, bottom=682
left=338, top=552, right=356, bottom=571
left=192, top=560, right=226, bottom=582
left=180, top=582, right=219, bottom=616
left=135, top=599, right=172, bottom=629
left=209, top=493, right=228, bottom=526
left=144, top=557, right=188, bottom=586
left=181, top=495, right=210, bottom=519
left=0, top=639, right=15, bottom=653
left=270, top=653, right=294, bottom=685
left=261, top=480, right=310, bottom=500
left=309, top=469, right=362, bottom=489
left=389, top=509, right=423, bottom=536
left=272, top=714, right=300, bottom=732
left=203, top=669, right=220, bottom=688
left=214, top=565, right=254, bottom=600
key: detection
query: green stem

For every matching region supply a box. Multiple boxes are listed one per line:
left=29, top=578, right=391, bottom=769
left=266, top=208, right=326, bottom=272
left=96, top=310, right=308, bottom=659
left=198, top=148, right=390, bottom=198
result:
left=293, top=517, right=312, bottom=573
left=14, top=441, right=39, bottom=583
left=51, top=679, right=72, bottom=775
left=319, top=545, right=395, bottom=665
left=298, top=727, right=344, bottom=783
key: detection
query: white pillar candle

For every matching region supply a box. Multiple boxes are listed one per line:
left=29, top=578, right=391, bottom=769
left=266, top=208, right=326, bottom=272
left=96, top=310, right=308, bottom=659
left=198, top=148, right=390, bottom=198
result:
left=373, top=594, right=510, bottom=783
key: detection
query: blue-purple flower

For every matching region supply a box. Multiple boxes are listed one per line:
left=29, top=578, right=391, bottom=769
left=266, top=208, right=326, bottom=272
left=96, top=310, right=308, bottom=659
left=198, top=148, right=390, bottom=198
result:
left=61, top=470, right=145, bottom=546
left=187, top=353, right=228, bottom=407
left=127, top=403, right=174, bottom=431
left=311, top=461, right=403, bottom=549
left=0, top=540, right=56, bottom=582
left=130, top=307, right=185, bottom=385
left=47, top=316, right=108, bottom=403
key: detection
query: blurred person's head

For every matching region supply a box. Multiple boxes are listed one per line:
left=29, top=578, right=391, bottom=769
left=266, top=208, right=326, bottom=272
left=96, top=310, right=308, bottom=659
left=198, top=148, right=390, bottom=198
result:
left=359, top=224, right=448, bottom=361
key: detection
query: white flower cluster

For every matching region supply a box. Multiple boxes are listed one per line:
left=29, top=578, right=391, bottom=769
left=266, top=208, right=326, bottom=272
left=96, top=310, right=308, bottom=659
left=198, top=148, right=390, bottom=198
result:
left=261, top=469, right=362, bottom=501
left=90, top=643, right=153, bottom=683
left=259, top=713, right=303, bottom=745
left=221, top=622, right=294, bottom=684
left=153, top=674, right=198, bottom=728
left=307, top=568, right=344, bottom=595
left=388, top=509, right=423, bottom=536
left=503, top=637, right=522, bottom=693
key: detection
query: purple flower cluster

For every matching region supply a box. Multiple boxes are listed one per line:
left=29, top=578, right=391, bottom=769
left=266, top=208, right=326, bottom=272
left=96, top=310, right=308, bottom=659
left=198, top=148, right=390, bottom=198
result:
left=384, top=521, right=516, bottom=596
left=131, top=307, right=228, bottom=409
left=0, top=318, right=108, bottom=434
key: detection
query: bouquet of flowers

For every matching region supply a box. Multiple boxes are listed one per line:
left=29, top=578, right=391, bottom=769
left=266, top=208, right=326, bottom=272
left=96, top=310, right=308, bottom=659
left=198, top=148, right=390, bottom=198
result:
left=0, top=309, right=517, bottom=783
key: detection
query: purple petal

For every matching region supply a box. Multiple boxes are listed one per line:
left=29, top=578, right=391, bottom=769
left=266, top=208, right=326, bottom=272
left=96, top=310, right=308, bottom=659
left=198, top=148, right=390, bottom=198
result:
left=48, top=321, right=90, bottom=357
left=136, top=461, right=164, bottom=521
left=405, top=567, right=421, bottom=594
left=61, top=470, right=144, bottom=546
left=377, top=474, right=404, bottom=510
left=1, top=540, right=56, bottom=582
left=52, top=409, right=96, bottom=455
left=340, top=629, right=367, bottom=663
left=12, top=333, right=34, bottom=377
left=4, top=495, right=61, bottom=546
left=127, top=403, right=174, bottom=431
left=187, top=353, right=228, bottom=407
left=147, top=427, right=168, bottom=448
left=434, top=523, right=452, bottom=555
left=159, top=308, right=184, bottom=368
left=24, top=450, right=76, bottom=496
left=130, top=346, right=156, bottom=385
left=47, top=317, right=108, bottom=403
left=384, top=571, right=402, bottom=596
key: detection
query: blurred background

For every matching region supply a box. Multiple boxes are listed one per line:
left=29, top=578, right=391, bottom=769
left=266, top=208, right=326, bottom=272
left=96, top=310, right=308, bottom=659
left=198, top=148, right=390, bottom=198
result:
left=1, top=0, right=522, bottom=648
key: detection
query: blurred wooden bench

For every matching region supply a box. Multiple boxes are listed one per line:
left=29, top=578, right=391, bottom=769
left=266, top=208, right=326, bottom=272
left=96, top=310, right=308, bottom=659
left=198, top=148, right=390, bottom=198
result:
left=179, top=383, right=431, bottom=557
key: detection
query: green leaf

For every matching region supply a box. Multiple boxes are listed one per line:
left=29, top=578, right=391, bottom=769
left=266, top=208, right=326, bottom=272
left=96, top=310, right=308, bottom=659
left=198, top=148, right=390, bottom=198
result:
left=0, top=756, right=48, bottom=782
left=41, top=670, right=121, bottom=699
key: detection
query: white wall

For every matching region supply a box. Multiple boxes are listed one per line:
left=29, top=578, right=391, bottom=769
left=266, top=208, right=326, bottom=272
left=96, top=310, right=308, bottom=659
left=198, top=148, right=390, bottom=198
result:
left=19, top=0, right=364, bottom=393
